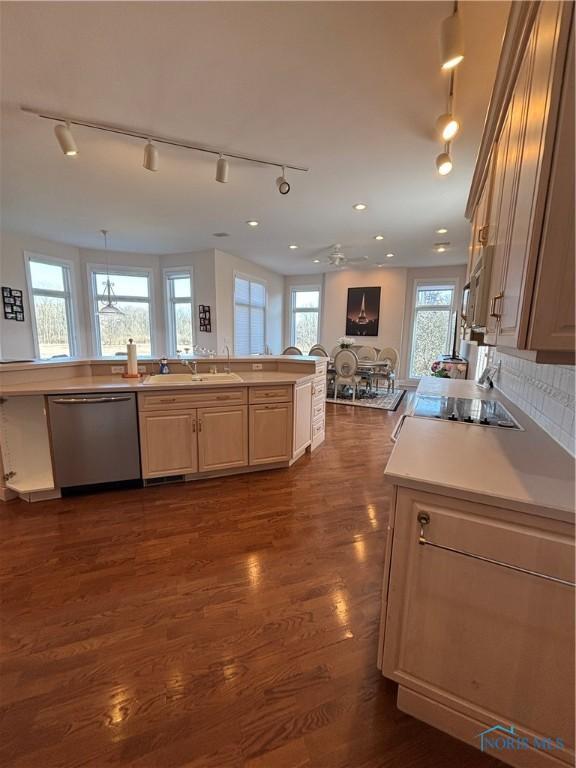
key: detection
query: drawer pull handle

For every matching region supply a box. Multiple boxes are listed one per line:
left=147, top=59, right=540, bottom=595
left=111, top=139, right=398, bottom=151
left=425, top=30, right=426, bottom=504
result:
left=159, top=398, right=177, bottom=403
left=417, top=512, right=575, bottom=587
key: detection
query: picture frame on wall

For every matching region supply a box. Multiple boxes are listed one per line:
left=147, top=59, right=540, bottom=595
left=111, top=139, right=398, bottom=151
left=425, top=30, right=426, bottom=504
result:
left=198, top=304, right=212, bottom=333
left=2, top=286, right=25, bottom=321
left=345, top=287, right=381, bottom=336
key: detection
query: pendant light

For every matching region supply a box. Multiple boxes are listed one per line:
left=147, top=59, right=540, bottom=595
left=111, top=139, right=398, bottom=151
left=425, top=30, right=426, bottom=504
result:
left=216, top=154, right=229, bottom=183
left=98, top=230, right=124, bottom=315
left=436, top=72, right=460, bottom=141
left=143, top=140, right=159, bottom=172
left=276, top=167, right=290, bottom=195
left=54, top=122, right=78, bottom=156
left=436, top=145, right=453, bottom=176
left=440, top=2, right=464, bottom=71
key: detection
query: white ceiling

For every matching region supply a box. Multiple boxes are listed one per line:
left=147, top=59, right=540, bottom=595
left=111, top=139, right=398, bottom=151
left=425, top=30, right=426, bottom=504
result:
left=0, top=1, right=509, bottom=275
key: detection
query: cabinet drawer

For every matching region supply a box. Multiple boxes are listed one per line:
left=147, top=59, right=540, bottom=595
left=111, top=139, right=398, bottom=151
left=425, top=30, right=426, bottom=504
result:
left=139, top=388, right=246, bottom=411
left=249, top=385, right=292, bottom=404
left=312, top=418, right=325, bottom=439
left=312, top=400, right=325, bottom=422
left=383, top=488, right=575, bottom=757
left=312, top=377, right=326, bottom=400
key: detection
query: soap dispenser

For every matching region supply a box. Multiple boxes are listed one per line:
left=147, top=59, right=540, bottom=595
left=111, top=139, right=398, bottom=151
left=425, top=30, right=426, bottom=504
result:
left=159, top=357, right=170, bottom=374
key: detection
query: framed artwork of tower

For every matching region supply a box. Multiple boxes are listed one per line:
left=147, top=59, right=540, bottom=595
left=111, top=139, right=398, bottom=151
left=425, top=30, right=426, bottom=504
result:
left=345, top=286, right=381, bottom=336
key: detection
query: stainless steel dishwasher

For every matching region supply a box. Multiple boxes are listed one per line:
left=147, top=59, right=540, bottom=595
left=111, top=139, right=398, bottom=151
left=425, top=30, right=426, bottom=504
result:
left=47, top=393, right=141, bottom=488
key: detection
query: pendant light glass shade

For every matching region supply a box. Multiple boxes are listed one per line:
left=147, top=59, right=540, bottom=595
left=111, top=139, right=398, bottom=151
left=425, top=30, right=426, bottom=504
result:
left=436, top=112, right=460, bottom=141
left=216, top=155, right=229, bottom=183
left=440, top=12, right=464, bottom=70
left=436, top=150, right=453, bottom=176
left=54, top=123, right=78, bottom=156
left=98, top=230, right=124, bottom=315
left=143, top=141, right=159, bottom=172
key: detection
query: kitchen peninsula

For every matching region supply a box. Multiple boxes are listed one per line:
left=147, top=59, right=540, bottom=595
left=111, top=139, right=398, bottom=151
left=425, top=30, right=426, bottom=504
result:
left=0, top=355, right=327, bottom=501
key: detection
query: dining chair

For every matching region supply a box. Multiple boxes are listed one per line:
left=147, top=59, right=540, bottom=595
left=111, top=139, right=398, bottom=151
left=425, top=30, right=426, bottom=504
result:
left=376, top=347, right=399, bottom=392
left=333, top=349, right=362, bottom=402
left=309, top=344, right=328, bottom=357
left=282, top=346, right=302, bottom=355
left=356, top=346, right=377, bottom=393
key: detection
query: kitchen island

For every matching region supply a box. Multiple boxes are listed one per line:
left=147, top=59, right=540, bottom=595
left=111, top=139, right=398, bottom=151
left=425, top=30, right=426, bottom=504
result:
left=0, top=356, right=327, bottom=501
left=379, top=377, right=575, bottom=768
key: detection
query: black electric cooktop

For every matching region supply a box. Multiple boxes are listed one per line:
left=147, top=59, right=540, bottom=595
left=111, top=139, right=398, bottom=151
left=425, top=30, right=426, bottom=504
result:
left=412, top=396, right=522, bottom=429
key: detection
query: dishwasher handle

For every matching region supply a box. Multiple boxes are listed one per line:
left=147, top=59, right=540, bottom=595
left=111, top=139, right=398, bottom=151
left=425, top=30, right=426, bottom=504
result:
left=51, top=396, right=133, bottom=404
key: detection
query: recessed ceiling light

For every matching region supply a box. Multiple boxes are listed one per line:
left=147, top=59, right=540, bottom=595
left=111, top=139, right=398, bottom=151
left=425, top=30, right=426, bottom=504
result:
left=289, top=244, right=299, bottom=250
left=246, top=220, right=259, bottom=227
left=377, top=264, right=384, bottom=268
left=353, top=203, right=368, bottom=211
left=435, top=242, right=450, bottom=253
left=374, top=234, right=384, bottom=241
left=436, top=227, right=448, bottom=234
left=386, top=253, right=394, bottom=258
left=212, top=232, right=230, bottom=237
left=313, top=259, right=320, bottom=263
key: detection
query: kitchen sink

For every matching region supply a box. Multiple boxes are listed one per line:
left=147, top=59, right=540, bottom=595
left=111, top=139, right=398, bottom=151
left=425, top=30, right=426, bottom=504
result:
left=144, top=372, right=242, bottom=385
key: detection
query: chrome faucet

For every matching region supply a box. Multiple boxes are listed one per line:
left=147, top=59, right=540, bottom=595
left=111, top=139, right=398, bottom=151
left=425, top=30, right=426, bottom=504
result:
left=224, top=345, right=231, bottom=373
left=177, top=351, right=197, bottom=374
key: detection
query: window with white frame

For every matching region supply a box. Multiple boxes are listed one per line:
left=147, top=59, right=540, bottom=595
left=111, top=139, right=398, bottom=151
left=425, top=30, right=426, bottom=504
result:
left=165, top=270, right=194, bottom=355
left=290, top=287, right=320, bottom=353
left=26, top=255, right=77, bottom=359
left=234, top=275, right=266, bottom=355
left=89, top=267, right=153, bottom=356
left=409, top=282, right=457, bottom=379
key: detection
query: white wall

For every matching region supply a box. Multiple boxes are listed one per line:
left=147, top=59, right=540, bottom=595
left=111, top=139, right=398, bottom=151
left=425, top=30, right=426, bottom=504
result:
left=214, top=249, right=284, bottom=354
left=0, top=233, right=285, bottom=359
left=0, top=231, right=82, bottom=358
left=321, top=267, right=409, bottom=356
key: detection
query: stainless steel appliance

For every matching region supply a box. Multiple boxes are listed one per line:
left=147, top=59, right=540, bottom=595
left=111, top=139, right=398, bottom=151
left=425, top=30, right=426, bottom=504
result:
left=47, top=393, right=141, bottom=487
left=412, top=396, right=522, bottom=429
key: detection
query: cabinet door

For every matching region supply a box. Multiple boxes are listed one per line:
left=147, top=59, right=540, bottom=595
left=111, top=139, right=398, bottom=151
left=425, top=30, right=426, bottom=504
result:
left=197, top=405, right=248, bottom=472
left=527, top=22, right=575, bottom=352
left=382, top=489, right=575, bottom=762
left=293, top=381, right=312, bottom=457
left=249, top=403, right=292, bottom=465
left=139, top=410, right=197, bottom=478
left=483, top=108, right=513, bottom=344
left=498, top=1, right=564, bottom=348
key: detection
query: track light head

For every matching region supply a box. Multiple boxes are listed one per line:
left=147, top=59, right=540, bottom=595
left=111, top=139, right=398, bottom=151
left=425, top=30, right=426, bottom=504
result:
left=54, top=122, right=78, bottom=156
left=276, top=167, right=290, bottom=195
left=440, top=11, right=464, bottom=70
left=436, top=112, right=460, bottom=142
left=143, top=140, right=159, bottom=172
left=436, top=149, right=453, bottom=176
left=215, top=155, right=229, bottom=183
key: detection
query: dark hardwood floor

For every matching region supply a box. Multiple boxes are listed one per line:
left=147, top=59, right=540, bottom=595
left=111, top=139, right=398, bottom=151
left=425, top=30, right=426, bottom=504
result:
left=0, top=398, right=505, bottom=768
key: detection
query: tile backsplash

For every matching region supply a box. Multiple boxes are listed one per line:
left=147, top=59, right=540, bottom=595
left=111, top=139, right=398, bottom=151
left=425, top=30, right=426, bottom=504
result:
left=492, top=350, right=575, bottom=456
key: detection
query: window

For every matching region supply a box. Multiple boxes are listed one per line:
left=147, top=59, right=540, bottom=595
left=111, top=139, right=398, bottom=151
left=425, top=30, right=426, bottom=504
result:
left=234, top=275, right=266, bottom=355
left=409, top=283, right=456, bottom=379
left=165, top=270, right=194, bottom=355
left=290, top=287, right=320, bottom=353
left=25, top=255, right=76, bottom=359
left=89, top=267, right=153, bottom=356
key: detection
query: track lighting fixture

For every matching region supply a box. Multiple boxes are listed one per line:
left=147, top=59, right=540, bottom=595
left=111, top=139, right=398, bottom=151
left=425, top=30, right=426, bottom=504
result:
left=54, top=122, right=78, bottom=156
left=436, top=71, right=460, bottom=142
left=440, top=3, right=464, bottom=70
left=216, top=155, right=229, bottom=183
left=276, top=167, right=290, bottom=195
left=436, top=145, right=453, bottom=176
left=143, top=140, right=159, bottom=172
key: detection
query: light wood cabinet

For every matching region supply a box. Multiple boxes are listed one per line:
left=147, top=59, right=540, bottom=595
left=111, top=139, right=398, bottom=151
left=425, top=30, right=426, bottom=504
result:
left=466, top=1, right=574, bottom=362
left=249, top=403, right=292, bottom=465
left=197, top=405, right=248, bottom=472
left=380, top=487, right=575, bottom=767
left=293, top=380, right=312, bottom=457
left=139, top=410, right=198, bottom=478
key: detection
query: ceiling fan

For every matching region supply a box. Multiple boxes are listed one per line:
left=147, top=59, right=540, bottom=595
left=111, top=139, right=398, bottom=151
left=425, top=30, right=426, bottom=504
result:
left=315, top=244, right=369, bottom=268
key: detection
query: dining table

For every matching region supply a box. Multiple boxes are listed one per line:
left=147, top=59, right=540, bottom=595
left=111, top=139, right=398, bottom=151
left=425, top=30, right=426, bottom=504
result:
left=326, top=358, right=395, bottom=395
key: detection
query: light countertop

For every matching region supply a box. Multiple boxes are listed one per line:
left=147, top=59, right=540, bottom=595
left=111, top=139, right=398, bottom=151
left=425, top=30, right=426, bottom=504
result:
left=385, top=377, right=575, bottom=522
left=0, top=370, right=316, bottom=396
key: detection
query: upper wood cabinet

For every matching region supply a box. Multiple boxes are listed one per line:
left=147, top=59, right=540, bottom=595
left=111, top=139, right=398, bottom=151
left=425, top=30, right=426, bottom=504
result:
left=466, top=1, right=574, bottom=362
left=197, top=404, right=248, bottom=472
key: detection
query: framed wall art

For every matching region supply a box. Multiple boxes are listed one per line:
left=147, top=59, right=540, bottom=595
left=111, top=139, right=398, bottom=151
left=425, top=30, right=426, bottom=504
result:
left=345, top=286, right=381, bottom=336
left=2, top=287, right=25, bottom=322
left=198, top=304, right=212, bottom=333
